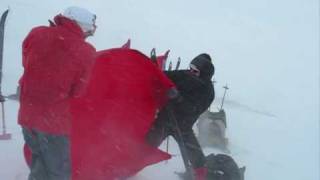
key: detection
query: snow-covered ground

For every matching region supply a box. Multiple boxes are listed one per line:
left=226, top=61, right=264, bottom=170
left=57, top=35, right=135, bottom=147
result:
left=0, top=0, right=319, bottom=180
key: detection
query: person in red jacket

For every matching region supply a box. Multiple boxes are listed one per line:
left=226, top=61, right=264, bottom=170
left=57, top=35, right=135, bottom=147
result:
left=18, top=6, right=97, bottom=180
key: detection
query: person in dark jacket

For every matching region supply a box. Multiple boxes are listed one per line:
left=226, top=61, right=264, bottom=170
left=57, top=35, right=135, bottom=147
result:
left=19, top=6, right=97, bottom=180
left=146, top=53, right=215, bottom=180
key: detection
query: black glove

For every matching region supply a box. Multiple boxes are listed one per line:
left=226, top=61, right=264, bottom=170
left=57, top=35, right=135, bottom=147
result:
left=167, top=87, right=179, bottom=99
left=167, top=87, right=184, bottom=104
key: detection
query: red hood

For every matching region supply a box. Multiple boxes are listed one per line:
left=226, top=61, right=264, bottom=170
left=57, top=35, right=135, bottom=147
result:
left=53, top=15, right=85, bottom=39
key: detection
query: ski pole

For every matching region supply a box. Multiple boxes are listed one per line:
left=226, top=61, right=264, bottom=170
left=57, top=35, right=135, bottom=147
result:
left=150, top=48, right=158, bottom=66
left=166, top=105, right=195, bottom=180
left=220, top=84, right=229, bottom=110
left=166, top=136, right=170, bottom=153
left=168, top=61, right=172, bottom=71
left=175, top=57, right=181, bottom=70
left=0, top=98, right=11, bottom=140
left=165, top=136, right=170, bottom=164
left=1, top=101, right=5, bottom=134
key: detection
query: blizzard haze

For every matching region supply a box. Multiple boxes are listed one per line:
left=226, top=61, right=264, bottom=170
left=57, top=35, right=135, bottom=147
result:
left=0, top=0, right=319, bottom=180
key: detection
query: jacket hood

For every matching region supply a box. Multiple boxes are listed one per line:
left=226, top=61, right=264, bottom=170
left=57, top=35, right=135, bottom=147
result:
left=190, top=53, right=214, bottom=80
left=53, top=15, right=85, bottom=38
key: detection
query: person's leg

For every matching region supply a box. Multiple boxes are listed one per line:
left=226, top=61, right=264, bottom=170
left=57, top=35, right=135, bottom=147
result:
left=146, top=122, right=168, bottom=147
left=174, top=129, right=206, bottom=169
left=174, top=129, right=208, bottom=180
left=146, top=111, right=171, bottom=147
left=22, top=128, right=49, bottom=180
left=184, top=131, right=206, bottom=169
left=37, top=132, right=70, bottom=180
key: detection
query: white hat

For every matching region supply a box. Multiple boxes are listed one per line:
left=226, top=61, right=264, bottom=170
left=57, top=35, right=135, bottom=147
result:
left=62, top=6, right=96, bottom=33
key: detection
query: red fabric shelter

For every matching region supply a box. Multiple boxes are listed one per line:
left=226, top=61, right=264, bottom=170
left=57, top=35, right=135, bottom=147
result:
left=70, top=48, right=174, bottom=180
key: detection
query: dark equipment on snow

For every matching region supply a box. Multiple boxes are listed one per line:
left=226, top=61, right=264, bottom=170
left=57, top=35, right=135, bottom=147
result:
left=206, top=153, right=245, bottom=180
left=176, top=152, right=245, bottom=180
left=177, top=153, right=245, bottom=180
left=0, top=9, right=11, bottom=140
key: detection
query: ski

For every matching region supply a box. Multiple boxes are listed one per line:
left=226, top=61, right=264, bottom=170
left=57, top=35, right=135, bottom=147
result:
left=0, top=9, right=9, bottom=91
left=0, top=9, right=11, bottom=140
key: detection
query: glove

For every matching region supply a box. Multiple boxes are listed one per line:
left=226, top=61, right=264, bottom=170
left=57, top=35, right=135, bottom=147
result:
left=194, top=167, right=208, bottom=180
left=167, top=87, right=184, bottom=104
left=167, top=87, right=179, bottom=99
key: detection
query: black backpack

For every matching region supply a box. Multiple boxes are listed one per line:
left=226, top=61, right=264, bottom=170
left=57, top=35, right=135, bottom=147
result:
left=206, top=154, right=245, bottom=180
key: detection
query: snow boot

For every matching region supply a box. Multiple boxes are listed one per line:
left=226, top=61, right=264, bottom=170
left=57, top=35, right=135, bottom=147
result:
left=194, top=167, right=208, bottom=180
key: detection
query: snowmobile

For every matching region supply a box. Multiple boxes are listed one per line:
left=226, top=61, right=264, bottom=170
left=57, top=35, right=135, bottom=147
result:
left=196, top=110, right=246, bottom=180
left=197, top=109, right=229, bottom=152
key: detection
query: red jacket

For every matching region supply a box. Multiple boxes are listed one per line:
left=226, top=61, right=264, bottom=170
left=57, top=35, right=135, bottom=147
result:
left=18, top=15, right=96, bottom=135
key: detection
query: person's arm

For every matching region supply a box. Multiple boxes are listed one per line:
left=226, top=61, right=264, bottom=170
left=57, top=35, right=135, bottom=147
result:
left=19, top=27, right=44, bottom=95
left=164, top=70, right=188, bottom=84
left=153, top=67, right=177, bottom=108
left=165, top=71, right=204, bottom=115
left=70, top=45, right=96, bottom=98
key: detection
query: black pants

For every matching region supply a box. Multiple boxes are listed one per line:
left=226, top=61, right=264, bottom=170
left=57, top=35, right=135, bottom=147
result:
left=22, top=128, right=70, bottom=180
left=146, top=112, right=206, bottom=169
